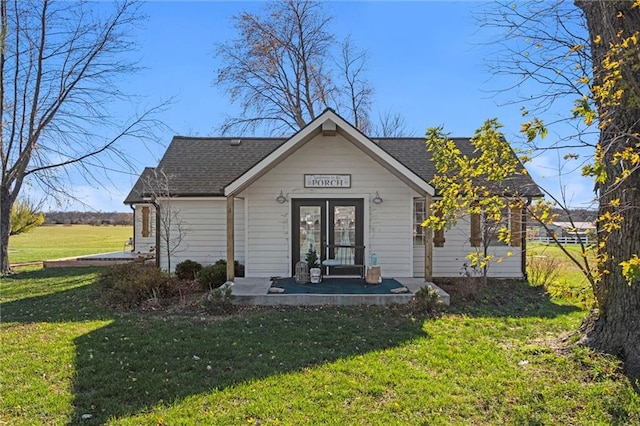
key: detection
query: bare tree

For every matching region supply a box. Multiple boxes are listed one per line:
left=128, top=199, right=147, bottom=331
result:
left=336, top=36, right=373, bottom=133
left=216, top=0, right=336, bottom=135
left=0, top=0, right=164, bottom=274
left=215, top=0, right=411, bottom=138
left=374, top=110, right=410, bottom=137
left=142, top=168, right=188, bottom=273
left=480, top=0, right=640, bottom=379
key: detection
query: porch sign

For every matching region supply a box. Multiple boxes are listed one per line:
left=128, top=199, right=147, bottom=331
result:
left=304, top=174, right=351, bottom=188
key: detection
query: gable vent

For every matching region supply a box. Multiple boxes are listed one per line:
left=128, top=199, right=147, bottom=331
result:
left=322, top=119, right=337, bottom=136
left=231, top=139, right=242, bottom=146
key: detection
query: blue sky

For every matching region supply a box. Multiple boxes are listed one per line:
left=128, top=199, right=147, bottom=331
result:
left=38, top=1, right=596, bottom=212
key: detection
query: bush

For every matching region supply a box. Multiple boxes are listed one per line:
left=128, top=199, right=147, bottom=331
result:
left=175, top=259, right=203, bottom=280
left=527, top=255, right=560, bottom=287
left=97, top=263, right=176, bottom=308
left=203, top=282, right=235, bottom=315
left=411, top=285, right=444, bottom=315
left=197, top=259, right=245, bottom=290
left=197, top=264, right=227, bottom=290
left=213, top=259, right=245, bottom=277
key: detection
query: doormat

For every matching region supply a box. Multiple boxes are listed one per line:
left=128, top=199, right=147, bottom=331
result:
left=270, top=277, right=410, bottom=295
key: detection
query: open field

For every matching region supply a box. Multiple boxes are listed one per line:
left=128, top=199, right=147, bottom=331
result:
left=528, top=241, right=595, bottom=307
left=8, top=225, right=132, bottom=264
left=1, top=266, right=638, bottom=425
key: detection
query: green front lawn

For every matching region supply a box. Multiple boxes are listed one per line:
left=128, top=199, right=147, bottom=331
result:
left=8, top=225, right=132, bottom=264
left=1, top=267, right=638, bottom=425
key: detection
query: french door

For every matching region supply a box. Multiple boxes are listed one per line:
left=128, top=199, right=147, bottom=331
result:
left=292, top=199, right=364, bottom=276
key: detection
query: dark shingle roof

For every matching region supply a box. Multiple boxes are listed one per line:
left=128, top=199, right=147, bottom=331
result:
left=124, top=137, right=285, bottom=204
left=124, top=135, right=541, bottom=204
left=375, top=137, right=542, bottom=197
left=124, top=167, right=156, bottom=204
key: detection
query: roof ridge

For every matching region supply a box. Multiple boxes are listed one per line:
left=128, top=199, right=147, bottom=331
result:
left=172, top=135, right=286, bottom=141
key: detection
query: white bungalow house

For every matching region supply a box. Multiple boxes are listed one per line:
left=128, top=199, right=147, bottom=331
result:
left=124, top=109, right=541, bottom=281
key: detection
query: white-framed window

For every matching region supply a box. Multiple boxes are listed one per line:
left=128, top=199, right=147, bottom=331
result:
left=414, top=198, right=445, bottom=247
left=413, top=199, right=426, bottom=245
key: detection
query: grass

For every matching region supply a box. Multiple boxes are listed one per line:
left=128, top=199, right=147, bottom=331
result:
left=8, top=225, right=132, bottom=264
left=1, top=266, right=638, bottom=425
left=528, top=241, right=596, bottom=307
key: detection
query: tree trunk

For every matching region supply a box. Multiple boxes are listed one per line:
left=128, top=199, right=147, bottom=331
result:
left=0, top=185, right=14, bottom=274
left=576, top=0, right=640, bottom=381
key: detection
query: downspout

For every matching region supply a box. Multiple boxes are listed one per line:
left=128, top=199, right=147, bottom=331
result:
left=522, top=197, right=532, bottom=280
left=129, top=204, right=135, bottom=252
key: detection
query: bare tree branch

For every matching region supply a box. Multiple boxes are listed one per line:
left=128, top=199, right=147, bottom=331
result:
left=1, top=0, right=166, bottom=273
left=335, top=36, right=372, bottom=133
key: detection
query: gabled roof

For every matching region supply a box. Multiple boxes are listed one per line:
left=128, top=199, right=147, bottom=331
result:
left=124, top=110, right=542, bottom=204
left=124, top=167, right=156, bottom=204
left=123, top=138, right=286, bottom=204
left=224, top=109, right=435, bottom=196
left=376, top=137, right=542, bottom=198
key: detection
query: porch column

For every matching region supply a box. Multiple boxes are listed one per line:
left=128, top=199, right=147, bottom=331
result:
left=226, top=195, right=235, bottom=281
left=424, top=194, right=433, bottom=281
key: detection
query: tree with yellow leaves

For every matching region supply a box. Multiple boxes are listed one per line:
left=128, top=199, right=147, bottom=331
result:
left=478, top=0, right=639, bottom=380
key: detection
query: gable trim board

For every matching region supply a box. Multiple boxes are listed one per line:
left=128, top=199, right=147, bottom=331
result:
left=125, top=109, right=541, bottom=280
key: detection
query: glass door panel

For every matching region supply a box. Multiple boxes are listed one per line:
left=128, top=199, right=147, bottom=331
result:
left=299, top=206, right=322, bottom=261
left=291, top=200, right=325, bottom=272
left=292, top=199, right=363, bottom=276
left=327, top=200, right=364, bottom=276
left=332, top=206, right=355, bottom=265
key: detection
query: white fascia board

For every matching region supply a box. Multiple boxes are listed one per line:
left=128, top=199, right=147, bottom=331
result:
left=332, top=114, right=435, bottom=196
left=153, top=196, right=227, bottom=202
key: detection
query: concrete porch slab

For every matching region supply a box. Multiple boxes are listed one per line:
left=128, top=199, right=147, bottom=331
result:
left=231, top=277, right=450, bottom=306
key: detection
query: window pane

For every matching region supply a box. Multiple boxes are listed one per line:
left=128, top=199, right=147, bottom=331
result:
left=333, top=206, right=355, bottom=264
left=413, top=200, right=425, bottom=245
left=300, top=206, right=321, bottom=260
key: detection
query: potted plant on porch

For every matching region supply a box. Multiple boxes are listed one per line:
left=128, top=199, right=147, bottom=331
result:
left=306, top=244, right=322, bottom=283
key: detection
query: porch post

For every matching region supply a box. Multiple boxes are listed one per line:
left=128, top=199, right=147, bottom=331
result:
left=424, top=194, right=433, bottom=281
left=226, top=195, right=235, bottom=281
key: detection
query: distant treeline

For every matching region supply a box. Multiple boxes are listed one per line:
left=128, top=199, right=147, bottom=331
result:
left=44, top=211, right=133, bottom=226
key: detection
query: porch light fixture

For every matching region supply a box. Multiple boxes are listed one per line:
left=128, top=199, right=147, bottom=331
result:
left=276, top=190, right=287, bottom=204
left=372, top=191, right=383, bottom=204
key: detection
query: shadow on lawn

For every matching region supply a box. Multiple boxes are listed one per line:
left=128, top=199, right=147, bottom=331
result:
left=1, top=271, right=111, bottom=323
left=1, top=271, right=583, bottom=425
left=437, top=279, right=582, bottom=319
left=2, top=284, right=427, bottom=425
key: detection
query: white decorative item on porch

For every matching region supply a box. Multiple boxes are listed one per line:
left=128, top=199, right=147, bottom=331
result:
left=310, top=268, right=322, bottom=283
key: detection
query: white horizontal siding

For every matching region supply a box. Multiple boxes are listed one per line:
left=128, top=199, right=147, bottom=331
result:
left=245, top=133, right=414, bottom=278
left=158, top=198, right=245, bottom=271
left=132, top=203, right=155, bottom=254
left=413, top=216, right=523, bottom=278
